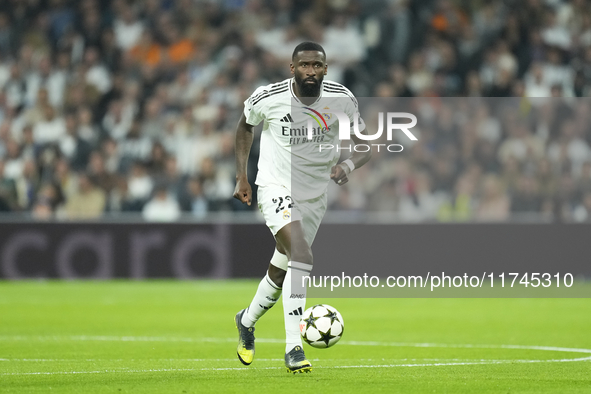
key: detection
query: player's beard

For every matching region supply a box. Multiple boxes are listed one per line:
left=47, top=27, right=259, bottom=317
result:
left=295, top=75, right=322, bottom=97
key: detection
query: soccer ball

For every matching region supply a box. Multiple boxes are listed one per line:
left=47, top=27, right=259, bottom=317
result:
left=299, top=304, right=344, bottom=349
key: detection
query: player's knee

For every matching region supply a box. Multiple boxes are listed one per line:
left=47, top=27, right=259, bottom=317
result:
left=275, top=243, right=286, bottom=256
left=268, top=266, right=286, bottom=288
left=291, top=246, right=313, bottom=266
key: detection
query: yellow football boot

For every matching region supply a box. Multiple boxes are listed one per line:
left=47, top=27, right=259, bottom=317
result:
left=235, top=309, right=255, bottom=365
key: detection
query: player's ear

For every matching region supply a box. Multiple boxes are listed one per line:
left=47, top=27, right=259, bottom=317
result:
left=290, top=63, right=294, bottom=75
left=324, top=64, right=328, bottom=75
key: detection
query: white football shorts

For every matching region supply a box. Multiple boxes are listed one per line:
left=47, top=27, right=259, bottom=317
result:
left=257, top=184, right=327, bottom=248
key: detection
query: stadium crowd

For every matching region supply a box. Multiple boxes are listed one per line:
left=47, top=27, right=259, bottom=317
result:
left=0, top=0, right=591, bottom=222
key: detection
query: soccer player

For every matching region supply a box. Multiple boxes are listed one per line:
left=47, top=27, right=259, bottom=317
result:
left=233, top=42, right=371, bottom=373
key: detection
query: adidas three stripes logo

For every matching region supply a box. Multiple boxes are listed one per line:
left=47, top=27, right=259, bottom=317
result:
left=279, top=113, right=294, bottom=122
left=288, top=307, right=303, bottom=316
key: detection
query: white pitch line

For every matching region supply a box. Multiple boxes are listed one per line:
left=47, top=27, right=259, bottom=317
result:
left=0, top=358, right=504, bottom=363
left=2, top=335, right=590, bottom=377
left=2, top=335, right=590, bottom=355
left=0, top=335, right=287, bottom=344
left=1, top=368, right=198, bottom=376
left=0, top=335, right=213, bottom=343
left=340, top=340, right=591, bottom=354
left=3, top=356, right=591, bottom=376
left=330, top=356, right=591, bottom=369
left=0, top=358, right=284, bottom=362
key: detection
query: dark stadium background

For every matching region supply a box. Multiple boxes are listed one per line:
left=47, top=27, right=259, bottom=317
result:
left=0, top=0, right=590, bottom=279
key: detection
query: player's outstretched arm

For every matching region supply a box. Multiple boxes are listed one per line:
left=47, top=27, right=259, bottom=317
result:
left=330, top=133, right=372, bottom=186
left=233, top=113, right=255, bottom=206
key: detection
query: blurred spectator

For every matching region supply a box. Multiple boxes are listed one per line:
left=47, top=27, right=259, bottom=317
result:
left=407, top=52, right=433, bottom=96
left=547, top=120, right=591, bottom=176
left=142, top=184, right=181, bottom=222
left=158, top=156, right=190, bottom=209
left=388, top=65, right=413, bottom=97
left=113, top=4, right=144, bottom=51
left=53, top=157, right=77, bottom=200
left=577, top=161, right=591, bottom=196
left=163, top=25, right=194, bottom=66
left=497, top=119, right=544, bottom=164
left=25, top=55, right=67, bottom=108
left=398, top=171, right=445, bottom=221
left=4, top=64, right=26, bottom=109
left=524, top=62, right=551, bottom=98
left=437, top=175, right=475, bottom=222
left=573, top=191, right=591, bottom=222
left=31, top=181, right=63, bottom=219
left=543, top=48, right=574, bottom=97
left=62, top=172, right=105, bottom=219
left=140, top=98, right=165, bottom=140
left=130, top=30, right=162, bottom=68
left=87, top=150, right=118, bottom=195
left=0, top=12, right=14, bottom=56
left=31, top=198, right=53, bottom=219
left=77, top=105, right=101, bottom=145
left=431, top=0, right=469, bottom=38
left=3, top=139, right=24, bottom=180
left=199, top=156, right=233, bottom=211
left=48, top=0, right=74, bottom=44
left=83, top=46, right=112, bottom=94
left=145, top=141, right=167, bottom=176
left=23, top=88, right=52, bottom=126
left=536, top=158, right=557, bottom=198
left=475, top=174, right=510, bottom=221
left=499, top=156, right=521, bottom=194
left=511, top=174, right=542, bottom=213
left=100, top=27, right=122, bottom=72
left=102, top=98, right=133, bottom=141
left=59, top=112, right=92, bottom=171
left=101, top=138, right=121, bottom=174
left=33, top=105, right=66, bottom=145
left=0, top=58, right=11, bottom=94
left=187, top=177, right=208, bottom=219
left=541, top=11, right=571, bottom=50
left=556, top=172, right=578, bottom=210
left=368, top=178, right=399, bottom=212
left=0, top=159, right=17, bottom=211
left=1, top=0, right=591, bottom=223
left=80, top=2, right=103, bottom=48
left=323, top=13, right=366, bottom=82
left=118, top=118, right=151, bottom=168
left=384, top=1, right=411, bottom=65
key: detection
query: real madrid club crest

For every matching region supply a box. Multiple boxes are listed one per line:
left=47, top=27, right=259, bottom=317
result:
left=282, top=209, right=291, bottom=220
left=323, top=106, right=331, bottom=121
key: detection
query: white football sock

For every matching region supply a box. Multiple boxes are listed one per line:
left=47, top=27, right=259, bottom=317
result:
left=241, top=273, right=282, bottom=328
left=283, top=261, right=312, bottom=353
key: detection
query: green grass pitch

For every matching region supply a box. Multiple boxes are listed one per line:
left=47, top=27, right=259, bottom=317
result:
left=1, top=281, right=590, bottom=393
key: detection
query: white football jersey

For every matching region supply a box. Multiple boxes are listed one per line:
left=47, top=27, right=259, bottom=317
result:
left=244, top=78, right=365, bottom=200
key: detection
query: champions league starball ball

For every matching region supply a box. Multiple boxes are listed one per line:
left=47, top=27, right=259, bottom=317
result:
left=299, top=304, right=344, bottom=349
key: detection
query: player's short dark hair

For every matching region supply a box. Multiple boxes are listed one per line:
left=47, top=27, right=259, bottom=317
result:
left=292, top=42, right=326, bottom=61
